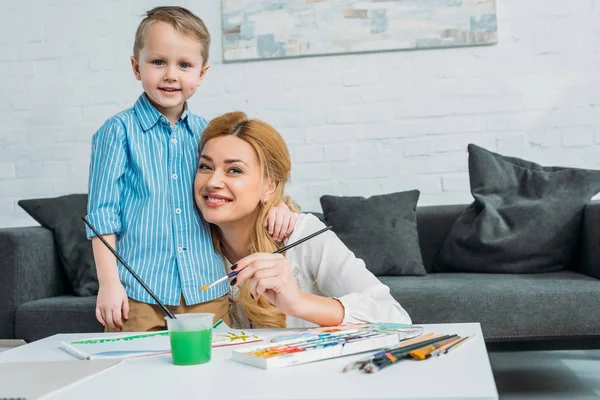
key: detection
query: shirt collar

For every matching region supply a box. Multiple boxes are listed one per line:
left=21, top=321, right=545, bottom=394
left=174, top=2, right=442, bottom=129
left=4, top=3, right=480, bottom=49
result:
left=134, top=93, right=192, bottom=132
left=180, top=103, right=191, bottom=130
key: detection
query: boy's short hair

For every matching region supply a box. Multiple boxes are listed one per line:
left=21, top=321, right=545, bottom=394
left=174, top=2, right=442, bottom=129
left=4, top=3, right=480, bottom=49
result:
left=133, top=6, right=211, bottom=65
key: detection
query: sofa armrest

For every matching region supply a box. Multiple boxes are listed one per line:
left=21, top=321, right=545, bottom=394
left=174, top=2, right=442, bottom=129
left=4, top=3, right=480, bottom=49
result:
left=0, top=226, right=68, bottom=339
left=579, top=200, right=600, bottom=280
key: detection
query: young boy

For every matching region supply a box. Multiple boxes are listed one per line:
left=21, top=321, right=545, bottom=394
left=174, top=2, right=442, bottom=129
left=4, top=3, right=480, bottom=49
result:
left=86, top=6, right=295, bottom=332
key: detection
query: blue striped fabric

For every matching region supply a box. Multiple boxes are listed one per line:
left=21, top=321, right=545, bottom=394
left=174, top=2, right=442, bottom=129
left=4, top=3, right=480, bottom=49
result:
left=86, top=94, right=227, bottom=306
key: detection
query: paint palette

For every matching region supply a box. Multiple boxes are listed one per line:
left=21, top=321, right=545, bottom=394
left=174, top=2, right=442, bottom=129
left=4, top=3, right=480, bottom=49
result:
left=231, top=324, right=424, bottom=369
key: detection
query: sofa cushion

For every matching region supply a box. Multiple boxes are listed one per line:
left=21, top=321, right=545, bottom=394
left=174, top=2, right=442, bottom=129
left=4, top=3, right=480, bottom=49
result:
left=18, top=194, right=98, bottom=296
left=320, top=190, right=426, bottom=276
left=15, top=295, right=102, bottom=342
left=434, top=144, right=600, bottom=274
left=416, top=204, right=466, bottom=273
left=381, top=271, right=600, bottom=340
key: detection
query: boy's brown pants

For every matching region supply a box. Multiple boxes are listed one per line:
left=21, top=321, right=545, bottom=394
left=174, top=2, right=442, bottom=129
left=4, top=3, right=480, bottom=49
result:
left=105, top=294, right=230, bottom=332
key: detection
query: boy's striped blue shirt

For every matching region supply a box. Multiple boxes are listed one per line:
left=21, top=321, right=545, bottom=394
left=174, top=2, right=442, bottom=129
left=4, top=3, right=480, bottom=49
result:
left=86, top=94, right=228, bottom=305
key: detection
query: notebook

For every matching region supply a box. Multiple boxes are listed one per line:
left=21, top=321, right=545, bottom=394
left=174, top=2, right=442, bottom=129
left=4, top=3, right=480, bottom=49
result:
left=59, top=320, right=264, bottom=360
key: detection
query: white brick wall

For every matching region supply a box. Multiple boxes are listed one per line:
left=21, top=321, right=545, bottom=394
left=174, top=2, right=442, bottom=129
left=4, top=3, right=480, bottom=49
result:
left=1, top=0, right=600, bottom=227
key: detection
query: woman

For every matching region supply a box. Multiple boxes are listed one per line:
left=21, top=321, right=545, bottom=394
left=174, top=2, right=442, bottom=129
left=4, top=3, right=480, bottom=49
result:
left=194, top=112, right=411, bottom=329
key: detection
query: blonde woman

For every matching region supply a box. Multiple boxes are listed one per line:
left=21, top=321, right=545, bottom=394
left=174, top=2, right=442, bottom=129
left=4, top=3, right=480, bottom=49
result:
left=194, top=112, right=411, bottom=329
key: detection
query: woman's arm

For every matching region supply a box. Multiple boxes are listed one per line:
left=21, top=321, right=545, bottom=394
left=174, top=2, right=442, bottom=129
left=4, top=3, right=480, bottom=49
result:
left=295, top=214, right=412, bottom=325
left=232, top=213, right=412, bottom=326
left=231, top=252, right=343, bottom=325
left=290, top=292, right=344, bottom=326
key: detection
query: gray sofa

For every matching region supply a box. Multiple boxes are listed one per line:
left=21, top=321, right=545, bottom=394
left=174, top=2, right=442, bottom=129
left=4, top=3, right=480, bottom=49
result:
left=2, top=202, right=600, bottom=343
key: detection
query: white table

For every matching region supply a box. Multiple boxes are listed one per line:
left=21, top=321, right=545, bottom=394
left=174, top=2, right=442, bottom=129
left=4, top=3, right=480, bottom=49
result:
left=0, top=323, right=498, bottom=400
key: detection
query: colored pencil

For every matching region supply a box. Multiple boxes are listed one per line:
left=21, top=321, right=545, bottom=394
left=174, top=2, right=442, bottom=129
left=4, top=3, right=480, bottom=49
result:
left=200, top=225, right=333, bottom=291
left=82, top=217, right=176, bottom=319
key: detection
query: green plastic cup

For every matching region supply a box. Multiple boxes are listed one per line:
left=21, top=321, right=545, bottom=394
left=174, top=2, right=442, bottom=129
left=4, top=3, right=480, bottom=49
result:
left=165, top=313, right=214, bottom=366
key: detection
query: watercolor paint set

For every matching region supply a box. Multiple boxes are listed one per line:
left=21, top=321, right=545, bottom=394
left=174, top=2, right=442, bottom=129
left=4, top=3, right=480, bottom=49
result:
left=231, top=323, right=424, bottom=369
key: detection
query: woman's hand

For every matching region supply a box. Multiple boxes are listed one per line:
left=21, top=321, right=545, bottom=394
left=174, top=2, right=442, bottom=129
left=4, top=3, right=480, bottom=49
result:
left=232, top=253, right=303, bottom=316
left=96, top=280, right=129, bottom=332
left=264, top=202, right=296, bottom=242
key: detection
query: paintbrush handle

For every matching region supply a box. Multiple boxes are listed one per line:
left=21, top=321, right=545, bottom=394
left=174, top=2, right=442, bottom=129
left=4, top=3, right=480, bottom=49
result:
left=344, top=332, right=448, bottom=370
left=227, top=225, right=333, bottom=275
left=364, top=334, right=454, bottom=367
left=276, top=225, right=333, bottom=253
left=361, top=334, right=463, bottom=373
left=227, top=270, right=239, bottom=279
left=204, top=225, right=334, bottom=290
left=432, top=336, right=464, bottom=356
left=410, top=335, right=458, bottom=360
left=82, top=217, right=176, bottom=320
left=444, top=334, right=474, bottom=354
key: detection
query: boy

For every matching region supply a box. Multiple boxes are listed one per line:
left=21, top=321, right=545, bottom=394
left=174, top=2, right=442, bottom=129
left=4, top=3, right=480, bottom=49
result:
left=86, top=6, right=295, bottom=332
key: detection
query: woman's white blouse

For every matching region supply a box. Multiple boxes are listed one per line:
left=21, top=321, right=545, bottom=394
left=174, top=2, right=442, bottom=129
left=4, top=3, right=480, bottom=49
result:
left=227, top=213, right=412, bottom=329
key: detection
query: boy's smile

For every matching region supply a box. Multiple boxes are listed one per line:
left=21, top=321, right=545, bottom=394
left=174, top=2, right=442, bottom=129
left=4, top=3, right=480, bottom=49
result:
left=131, top=21, right=209, bottom=125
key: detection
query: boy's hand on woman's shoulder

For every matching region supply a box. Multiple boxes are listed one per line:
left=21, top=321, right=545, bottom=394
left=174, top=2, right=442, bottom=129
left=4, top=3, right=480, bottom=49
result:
left=264, top=202, right=296, bottom=242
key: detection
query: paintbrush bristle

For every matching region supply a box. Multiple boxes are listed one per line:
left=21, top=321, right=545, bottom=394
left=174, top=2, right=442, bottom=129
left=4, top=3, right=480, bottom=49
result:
left=201, top=285, right=209, bottom=291
left=342, top=362, right=356, bottom=372
left=363, top=363, right=379, bottom=374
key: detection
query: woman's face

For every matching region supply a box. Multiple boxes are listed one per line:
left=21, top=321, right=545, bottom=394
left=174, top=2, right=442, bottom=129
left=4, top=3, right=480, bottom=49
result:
left=194, top=135, right=271, bottom=226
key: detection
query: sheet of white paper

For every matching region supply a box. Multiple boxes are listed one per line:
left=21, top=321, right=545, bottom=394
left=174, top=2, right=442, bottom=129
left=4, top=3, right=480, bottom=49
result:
left=59, top=326, right=265, bottom=360
left=60, top=332, right=171, bottom=359
left=0, top=359, right=121, bottom=399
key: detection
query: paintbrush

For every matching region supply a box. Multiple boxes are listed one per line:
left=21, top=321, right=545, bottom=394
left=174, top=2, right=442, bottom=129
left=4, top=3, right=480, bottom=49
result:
left=200, top=225, right=333, bottom=291
left=343, top=333, right=450, bottom=373
left=409, top=334, right=459, bottom=360
left=82, top=217, right=176, bottom=319
left=362, top=335, right=456, bottom=373
left=431, top=335, right=464, bottom=356
left=444, top=334, right=474, bottom=354
left=342, top=333, right=437, bottom=372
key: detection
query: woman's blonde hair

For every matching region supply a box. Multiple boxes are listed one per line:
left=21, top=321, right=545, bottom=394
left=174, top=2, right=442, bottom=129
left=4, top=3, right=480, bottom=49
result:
left=199, top=112, right=299, bottom=328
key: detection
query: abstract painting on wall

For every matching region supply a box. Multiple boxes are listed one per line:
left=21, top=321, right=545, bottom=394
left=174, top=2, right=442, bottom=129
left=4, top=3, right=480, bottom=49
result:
left=221, top=0, right=498, bottom=62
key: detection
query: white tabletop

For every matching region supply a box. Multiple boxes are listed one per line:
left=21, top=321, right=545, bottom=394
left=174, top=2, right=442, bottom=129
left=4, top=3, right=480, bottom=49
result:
left=0, top=323, right=498, bottom=400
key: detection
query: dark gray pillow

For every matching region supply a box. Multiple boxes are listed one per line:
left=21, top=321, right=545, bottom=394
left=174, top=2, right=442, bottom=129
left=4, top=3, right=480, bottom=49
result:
left=434, top=144, right=600, bottom=273
left=19, top=194, right=98, bottom=296
left=320, top=190, right=426, bottom=276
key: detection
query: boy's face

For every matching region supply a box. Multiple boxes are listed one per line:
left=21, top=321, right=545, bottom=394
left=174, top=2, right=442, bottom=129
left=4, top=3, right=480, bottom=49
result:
left=131, top=21, right=209, bottom=122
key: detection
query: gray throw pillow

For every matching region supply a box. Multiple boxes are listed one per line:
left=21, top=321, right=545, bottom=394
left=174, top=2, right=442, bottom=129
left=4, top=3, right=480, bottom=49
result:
left=320, top=190, right=426, bottom=276
left=434, top=144, right=600, bottom=273
left=19, top=194, right=98, bottom=296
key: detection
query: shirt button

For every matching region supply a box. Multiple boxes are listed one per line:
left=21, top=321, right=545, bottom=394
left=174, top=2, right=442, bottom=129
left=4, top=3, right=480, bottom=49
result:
left=172, top=173, right=178, bottom=180
left=175, top=208, right=181, bottom=214
left=177, top=247, right=184, bottom=253
left=171, top=138, right=177, bottom=145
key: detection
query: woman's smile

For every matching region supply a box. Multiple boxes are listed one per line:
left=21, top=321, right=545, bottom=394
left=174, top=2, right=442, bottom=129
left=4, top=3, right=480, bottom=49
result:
left=204, top=194, right=233, bottom=208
